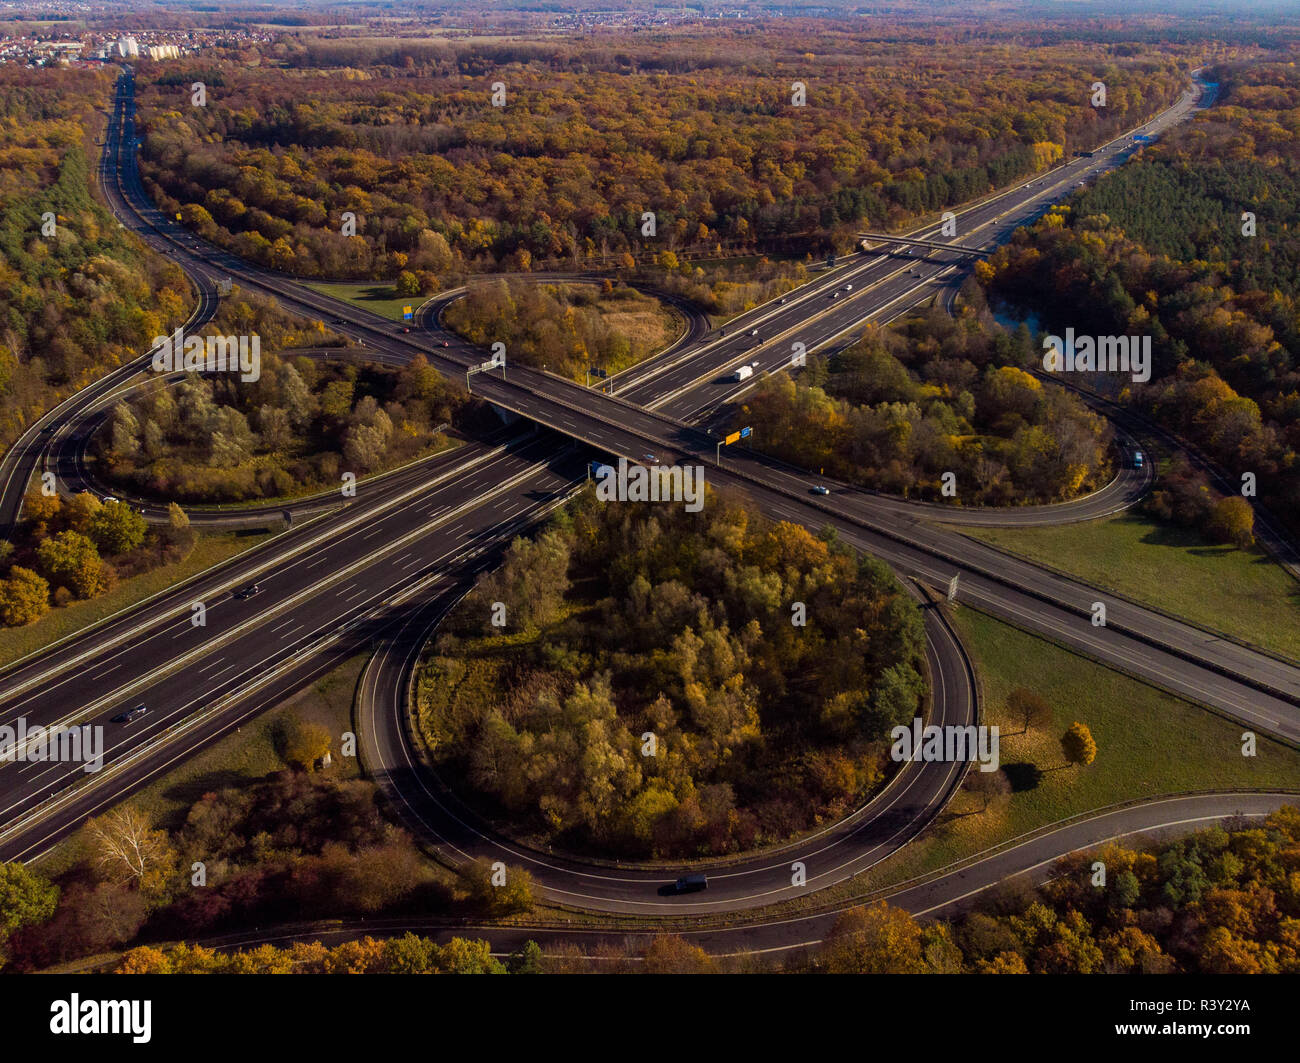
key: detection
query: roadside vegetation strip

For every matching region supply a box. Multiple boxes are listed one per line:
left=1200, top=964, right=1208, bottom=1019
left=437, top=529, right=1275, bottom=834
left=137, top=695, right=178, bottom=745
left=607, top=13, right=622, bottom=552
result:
left=46, top=788, right=1295, bottom=967
left=133, top=653, right=369, bottom=832
left=959, top=514, right=1300, bottom=666
left=0, top=436, right=527, bottom=695
left=0, top=529, right=272, bottom=671
left=440, top=279, right=687, bottom=383
left=1, top=451, right=559, bottom=743
left=876, top=789, right=1300, bottom=911
left=72, top=423, right=467, bottom=521
left=34, top=650, right=375, bottom=881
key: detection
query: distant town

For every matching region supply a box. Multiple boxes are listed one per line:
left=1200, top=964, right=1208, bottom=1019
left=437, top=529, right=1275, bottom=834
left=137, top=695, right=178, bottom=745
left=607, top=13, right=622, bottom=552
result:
left=0, top=26, right=273, bottom=66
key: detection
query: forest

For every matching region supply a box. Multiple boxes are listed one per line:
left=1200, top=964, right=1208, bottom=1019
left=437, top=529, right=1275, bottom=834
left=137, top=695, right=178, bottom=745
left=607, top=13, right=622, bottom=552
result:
left=94, top=289, right=478, bottom=504
left=978, top=60, right=1300, bottom=536
left=814, top=807, right=1300, bottom=974
left=0, top=489, right=192, bottom=628
left=0, top=65, right=190, bottom=456
left=740, top=309, right=1113, bottom=505
left=0, top=768, right=534, bottom=972
left=132, top=35, right=1184, bottom=280
left=414, top=485, right=927, bottom=858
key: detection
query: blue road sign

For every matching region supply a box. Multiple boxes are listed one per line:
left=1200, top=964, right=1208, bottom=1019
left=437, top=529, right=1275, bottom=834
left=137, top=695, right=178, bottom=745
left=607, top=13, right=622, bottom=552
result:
left=740, top=426, right=752, bottom=439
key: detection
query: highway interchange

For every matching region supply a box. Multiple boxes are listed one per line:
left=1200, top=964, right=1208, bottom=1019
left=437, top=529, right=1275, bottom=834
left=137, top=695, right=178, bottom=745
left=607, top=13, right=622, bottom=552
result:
left=1, top=65, right=1297, bottom=949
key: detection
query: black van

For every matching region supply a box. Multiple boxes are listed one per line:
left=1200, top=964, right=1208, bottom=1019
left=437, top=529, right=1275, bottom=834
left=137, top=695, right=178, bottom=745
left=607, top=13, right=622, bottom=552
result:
left=673, top=873, right=708, bottom=894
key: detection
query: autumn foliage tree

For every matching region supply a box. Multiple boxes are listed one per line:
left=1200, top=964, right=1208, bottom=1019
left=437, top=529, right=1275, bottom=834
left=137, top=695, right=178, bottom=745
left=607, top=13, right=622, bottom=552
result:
left=0, top=567, right=49, bottom=626
left=0, top=863, right=58, bottom=966
left=642, top=935, right=716, bottom=974
left=457, top=859, right=535, bottom=916
left=36, top=531, right=110, bottom=600
left=1207, top=496, right=1255, bottom=549
left=821, top=902, right=961, bottom=974
left=1061, top=722, right=1098, bottom=767
left=280, top=717, right=333, bottom=772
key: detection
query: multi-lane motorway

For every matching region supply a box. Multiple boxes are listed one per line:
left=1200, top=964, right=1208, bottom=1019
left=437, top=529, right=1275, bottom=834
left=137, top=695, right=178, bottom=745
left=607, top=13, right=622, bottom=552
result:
left=2, top=65, right=1296, bottom=943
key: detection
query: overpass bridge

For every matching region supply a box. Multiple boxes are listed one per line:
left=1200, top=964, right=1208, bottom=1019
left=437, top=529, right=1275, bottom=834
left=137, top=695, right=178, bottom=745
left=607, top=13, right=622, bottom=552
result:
left=858, top=232, right=989, bottom=255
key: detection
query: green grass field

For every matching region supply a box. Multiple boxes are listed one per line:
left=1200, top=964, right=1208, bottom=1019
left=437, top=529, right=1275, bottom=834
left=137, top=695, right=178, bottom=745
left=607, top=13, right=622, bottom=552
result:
left=305, top=282, right=417, bottom=322
left=842, top=606, right=1300, bottom=893
left=958, top=512, right=1300, bottom=662
left=127, top=651, right=368, bottom=832
left=0, top=530, right=274, bottom=670
left=699, top=606, right=1300, bottom=927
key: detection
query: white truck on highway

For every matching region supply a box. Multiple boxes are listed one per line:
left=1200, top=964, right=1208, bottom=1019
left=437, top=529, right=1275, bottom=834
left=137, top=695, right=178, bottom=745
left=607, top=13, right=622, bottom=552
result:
left=732, top=364, right=753, bottom=382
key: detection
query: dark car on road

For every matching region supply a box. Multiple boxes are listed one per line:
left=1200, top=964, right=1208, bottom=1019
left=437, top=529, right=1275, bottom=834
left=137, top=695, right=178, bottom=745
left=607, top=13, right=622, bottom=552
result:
left=670, top=873, right=708, bottom=894
left=112, top=705, right=148, bottom=724
left=233, top=583, right=261, bottom=600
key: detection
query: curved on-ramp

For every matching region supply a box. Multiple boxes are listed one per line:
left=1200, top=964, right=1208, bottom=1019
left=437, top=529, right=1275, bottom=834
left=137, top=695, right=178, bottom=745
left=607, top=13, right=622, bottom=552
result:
left=355, top=576, right=977, bottom=916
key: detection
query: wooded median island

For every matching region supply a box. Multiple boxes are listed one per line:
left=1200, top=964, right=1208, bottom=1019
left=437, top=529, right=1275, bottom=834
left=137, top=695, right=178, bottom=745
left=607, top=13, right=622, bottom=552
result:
left=414, top=487, right=928, bottom=858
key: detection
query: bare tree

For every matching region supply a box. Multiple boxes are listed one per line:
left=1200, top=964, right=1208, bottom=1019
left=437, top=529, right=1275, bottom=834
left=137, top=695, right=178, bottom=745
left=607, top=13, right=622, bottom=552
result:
left=964, top=768, right=1012, bottom=812
left=85, top=806, right=175, bottom=889
left=1006, top=686, right=1052, bottom=734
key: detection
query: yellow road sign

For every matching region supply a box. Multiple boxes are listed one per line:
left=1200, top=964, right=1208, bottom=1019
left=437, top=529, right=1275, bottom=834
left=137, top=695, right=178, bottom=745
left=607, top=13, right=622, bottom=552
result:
left=724, top=431, right=741, bottom=446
